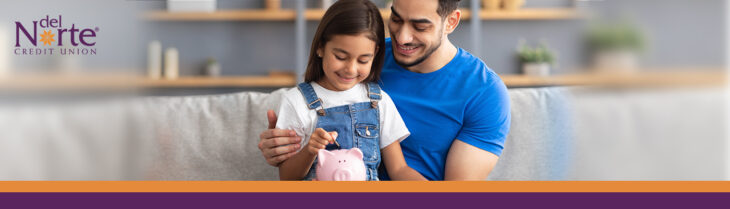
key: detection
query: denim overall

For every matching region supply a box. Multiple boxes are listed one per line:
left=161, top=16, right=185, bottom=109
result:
left=299, top=82, right=382, bottom=181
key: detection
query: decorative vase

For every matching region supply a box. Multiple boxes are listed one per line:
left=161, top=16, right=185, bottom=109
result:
left=592, top=50, right=638, bottom=73
left=322, top=0, right=335, bottom=9
left=205, top=60, right=221, bottom=77
left=167, top=0, right=216, bottom=12
left=265, top=0, right=281, bottom=10
left=523, top=62, right=550, bottom=76
left=164, top=48, right=179, bottom=80
left=54, top=49, right=80, bottom=75
left=0, top=26, right=9, bottom=78
left=482, top=0, right=501, bottom=11
left=147, top=41, right=162, bottom=79
left=502, top=0, right=524, bottom=11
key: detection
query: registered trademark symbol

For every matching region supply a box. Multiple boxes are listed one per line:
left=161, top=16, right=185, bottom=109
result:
left=95, top=27, right=99, bottom=32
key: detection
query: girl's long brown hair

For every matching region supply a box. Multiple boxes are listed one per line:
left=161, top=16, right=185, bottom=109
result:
left=304, top=0, right=385, bottom=83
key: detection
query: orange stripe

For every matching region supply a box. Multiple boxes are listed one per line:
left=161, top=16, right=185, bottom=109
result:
left=0, top=181, right=729, bottom=193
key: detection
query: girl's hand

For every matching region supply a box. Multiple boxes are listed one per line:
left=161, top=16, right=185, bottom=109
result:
left=306, top=128, right=338, bottom=155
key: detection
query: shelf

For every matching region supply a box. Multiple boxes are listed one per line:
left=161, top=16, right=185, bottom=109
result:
left=138, top=75, right=296, bottom=88
left=143, top=9, right=298, bottom=21
left=473, top=8, right=582, bottom=20
left=143, top=8, right=581, bottom=21
left=0, top=72, right=297, bottom=90
left=499, top=70, right=726, bottom=88
left=1, top=70, right=723, bottom=90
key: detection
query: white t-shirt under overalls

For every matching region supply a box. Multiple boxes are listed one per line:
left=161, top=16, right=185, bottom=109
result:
left=276, top=82, right=410, bottom=152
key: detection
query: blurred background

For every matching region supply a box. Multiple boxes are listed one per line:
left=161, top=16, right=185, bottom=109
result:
left=0, top=0, right=724, bottom=88
left=0, top=0, right=727, bottom=181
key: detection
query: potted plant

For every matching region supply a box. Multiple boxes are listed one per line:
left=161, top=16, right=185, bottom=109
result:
left=205, top=57, right=221, bottom=77
left=517, top=41, right=555, bottom=76
left=502, top=0, right=524, bottom=11
left=265, top=0, right=280, bottom=11
left=586, top=21, right=645, bottom=72
left=482, top=0, right=501, bottom=11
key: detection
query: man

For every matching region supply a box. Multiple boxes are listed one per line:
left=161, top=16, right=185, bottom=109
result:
left=258, top=0, right=510, bottom=180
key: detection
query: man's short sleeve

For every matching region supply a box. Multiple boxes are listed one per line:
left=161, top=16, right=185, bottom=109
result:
left=455, top=75, right=511, bottom=156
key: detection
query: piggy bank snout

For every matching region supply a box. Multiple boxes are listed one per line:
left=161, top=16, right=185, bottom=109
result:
left=333, top=169, right=353, bottom=181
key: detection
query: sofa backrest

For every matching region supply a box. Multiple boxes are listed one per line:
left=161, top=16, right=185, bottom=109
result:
left=0, top=87, right=574, bottom=180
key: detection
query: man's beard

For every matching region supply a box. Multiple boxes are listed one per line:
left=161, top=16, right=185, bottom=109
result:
left=393, top=34, right=442, bottom=68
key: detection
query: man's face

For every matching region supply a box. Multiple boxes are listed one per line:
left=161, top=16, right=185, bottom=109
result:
left=388, top=0, right=445, bottom=68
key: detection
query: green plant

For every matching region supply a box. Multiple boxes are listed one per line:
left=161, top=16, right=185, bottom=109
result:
left=517, top=41, right=555, bottom=64
left=586, top=21, right=645, bottom=52
left=207, top=57, right=217, bottom=65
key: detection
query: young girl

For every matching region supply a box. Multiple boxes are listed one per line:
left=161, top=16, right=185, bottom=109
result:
left=276, top=0, right=424, bottom=181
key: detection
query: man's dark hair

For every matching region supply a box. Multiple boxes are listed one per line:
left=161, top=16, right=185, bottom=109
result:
left=437, top=0, right=461, bottom=19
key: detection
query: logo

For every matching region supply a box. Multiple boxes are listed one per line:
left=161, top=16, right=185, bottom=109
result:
left=14, top=15, right=98, bottom=55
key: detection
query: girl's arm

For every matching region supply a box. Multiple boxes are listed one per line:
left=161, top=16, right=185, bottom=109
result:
left=279, top=128, right=337, bottom=180
left=381, top=142, right=428, bottom=181
left=278, top=145, right=316, bottom=180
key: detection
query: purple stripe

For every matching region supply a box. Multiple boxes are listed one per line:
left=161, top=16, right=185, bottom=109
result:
left=0, top=193, right=728, bottom=209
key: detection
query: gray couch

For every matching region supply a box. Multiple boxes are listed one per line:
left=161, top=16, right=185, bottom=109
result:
left=0, top=86, right=725, bottom=180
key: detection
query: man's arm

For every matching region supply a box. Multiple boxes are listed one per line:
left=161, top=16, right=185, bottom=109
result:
left=258, top=110, right=302, bottom=166
left=443, top=139, right=499, bottom=180
left=445, top=73, right=510, bottom=180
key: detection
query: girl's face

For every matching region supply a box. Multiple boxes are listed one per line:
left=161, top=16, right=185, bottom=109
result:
left=317, top=33, right=376, bottom=91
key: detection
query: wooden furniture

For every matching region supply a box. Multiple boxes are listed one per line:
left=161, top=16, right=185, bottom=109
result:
left=143, top=8, right=581, bottom=21
left=1, top=70, right=723, bottom=90
left=142, top=2, right=585, bottom=83
left=499, top=70, right=727, bottom=88
left=0, top=72, right=297, bottom=90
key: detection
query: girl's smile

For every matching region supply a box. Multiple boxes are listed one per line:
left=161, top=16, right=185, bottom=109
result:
left=335, top=71, right=358, bottom=83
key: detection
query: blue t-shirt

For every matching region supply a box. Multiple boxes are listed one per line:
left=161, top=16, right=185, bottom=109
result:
left=380, top=38, right=511, bottom=180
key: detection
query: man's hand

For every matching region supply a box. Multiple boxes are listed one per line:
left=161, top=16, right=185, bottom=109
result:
left=258, top=110, right=302, bottom=167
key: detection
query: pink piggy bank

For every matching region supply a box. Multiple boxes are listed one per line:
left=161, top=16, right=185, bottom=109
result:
left=316, top=148, right=367, bottom=181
